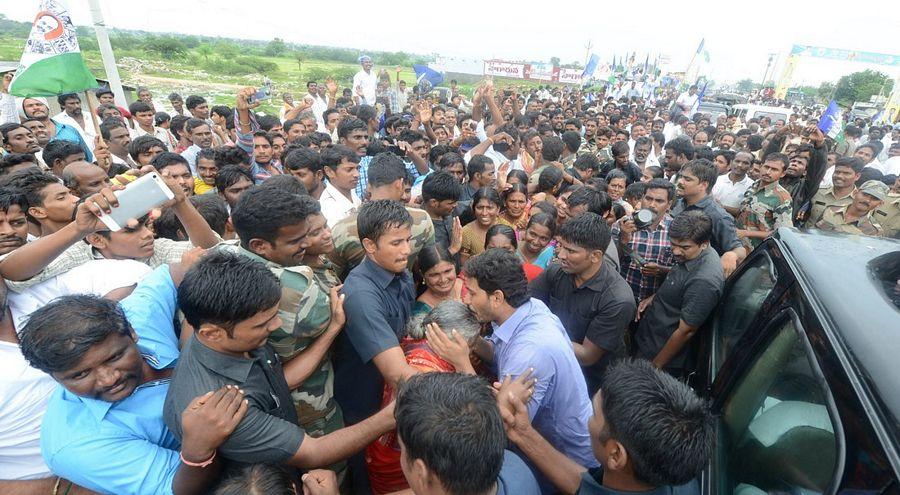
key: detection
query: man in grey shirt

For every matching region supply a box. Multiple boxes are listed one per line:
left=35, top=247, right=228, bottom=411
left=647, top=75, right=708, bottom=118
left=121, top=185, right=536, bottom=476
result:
left=671, top=159, right=747, bottom=277
left=634, top=211, right=725, bottom=379
left=163, top=251, right=395, bottom=473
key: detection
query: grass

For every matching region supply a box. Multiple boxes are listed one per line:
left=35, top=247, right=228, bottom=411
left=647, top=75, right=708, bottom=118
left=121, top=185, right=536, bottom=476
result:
left=0, top=36, right=569, bottom=116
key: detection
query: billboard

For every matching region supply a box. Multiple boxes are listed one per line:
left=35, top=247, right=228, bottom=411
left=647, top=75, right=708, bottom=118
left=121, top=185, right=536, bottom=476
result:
left=483, top=60, right=581, bottom=84
left=484, top=60, right=525, bottom=79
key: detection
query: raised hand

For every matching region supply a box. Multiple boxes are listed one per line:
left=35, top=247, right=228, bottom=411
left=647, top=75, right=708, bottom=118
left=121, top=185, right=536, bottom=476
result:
left=324, top=77, right=338, bottom=96
left=448, top=216, right=462, bottom=255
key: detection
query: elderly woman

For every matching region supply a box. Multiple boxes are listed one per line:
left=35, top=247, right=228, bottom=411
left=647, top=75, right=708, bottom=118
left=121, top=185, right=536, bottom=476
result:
left=365, top=301, right=481, bottom=494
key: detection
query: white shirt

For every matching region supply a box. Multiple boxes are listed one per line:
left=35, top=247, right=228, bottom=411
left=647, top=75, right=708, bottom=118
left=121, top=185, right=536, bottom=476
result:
left=663, top=122, right=682, bottom=143
left=8, top=259, right=152, bottom=332
left=676, top=92, right=699, bottom=114
left=820, top=166, right=835, bottom=188
left=309, top=94, right=329, bottom=129
left=132, top=125, right=175, bottom=150
left=319, top=182, right=360, bottom=228
left=0, top=340, right=57, bottom=480
left=352, top=70, right=378, bottom=105
left=712, top=173, right=754, bottom=209
left=52, top=111, right=95, bottom=150
left=873, top=156, right=900, bottom=176
left=0, top=92, right=20, bottom=125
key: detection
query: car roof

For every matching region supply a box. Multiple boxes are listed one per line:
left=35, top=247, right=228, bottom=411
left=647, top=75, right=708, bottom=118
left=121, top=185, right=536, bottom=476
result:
left=732, top=104, right=791, bottom=112
left=775, top=228, right=900, bottom=439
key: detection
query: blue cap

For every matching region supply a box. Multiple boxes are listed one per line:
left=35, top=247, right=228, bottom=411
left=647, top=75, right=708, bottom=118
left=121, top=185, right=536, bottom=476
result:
left=358, top=55, right=372, bottom=63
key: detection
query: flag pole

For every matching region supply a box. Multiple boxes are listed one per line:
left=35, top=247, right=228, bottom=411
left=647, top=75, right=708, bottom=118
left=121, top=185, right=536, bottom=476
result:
left=87, top=0, right=127, bottom=107
left=84, top=89, right=109, bottom=170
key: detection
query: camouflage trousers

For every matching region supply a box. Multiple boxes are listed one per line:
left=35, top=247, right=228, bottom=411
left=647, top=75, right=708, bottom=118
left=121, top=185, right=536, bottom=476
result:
left=296, top=399, right=348, bottom=489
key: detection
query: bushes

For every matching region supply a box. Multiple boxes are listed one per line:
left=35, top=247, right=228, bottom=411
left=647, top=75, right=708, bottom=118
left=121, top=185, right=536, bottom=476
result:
left=204, top=56, right=279, bottom=76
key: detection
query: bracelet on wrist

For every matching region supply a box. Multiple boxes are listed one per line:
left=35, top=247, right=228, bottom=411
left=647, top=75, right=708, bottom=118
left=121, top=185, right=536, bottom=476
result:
left=180, top=450, right=216, bottom=468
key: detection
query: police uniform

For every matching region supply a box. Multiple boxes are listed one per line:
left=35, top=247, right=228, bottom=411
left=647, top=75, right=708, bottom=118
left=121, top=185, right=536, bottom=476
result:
left=809, top=186, right=856, bottom=224
left=737, top=181, right=793, bottom=248
left=873, top=192, right=900, bottom=239
left=815, top=206, right=884, bottom=237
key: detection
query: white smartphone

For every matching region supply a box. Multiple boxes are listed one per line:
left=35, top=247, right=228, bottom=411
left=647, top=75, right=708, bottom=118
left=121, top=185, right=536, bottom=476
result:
left=99, top=172, right=174, bottom=232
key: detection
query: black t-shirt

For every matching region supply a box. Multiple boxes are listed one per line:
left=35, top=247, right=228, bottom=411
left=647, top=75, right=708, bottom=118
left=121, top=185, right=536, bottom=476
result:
left=635, top=247, right=724, bottom=369
left=530, top=262, right=636, bottom=393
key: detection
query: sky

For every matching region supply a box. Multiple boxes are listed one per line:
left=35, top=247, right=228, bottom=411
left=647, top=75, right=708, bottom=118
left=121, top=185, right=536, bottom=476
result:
left=4, top=0, right=900, bottom=86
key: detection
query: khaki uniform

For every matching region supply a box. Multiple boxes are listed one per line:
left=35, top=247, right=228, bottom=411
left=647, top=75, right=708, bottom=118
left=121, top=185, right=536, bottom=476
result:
left=872, top=193, right=900, bottom=239
left=815, top=205, right=884, bottom=237
left=329, top=206, right=435, bottom=280
left=737, top=181, right=793, bottom=248
left=809, top=186, right=856, bottom=225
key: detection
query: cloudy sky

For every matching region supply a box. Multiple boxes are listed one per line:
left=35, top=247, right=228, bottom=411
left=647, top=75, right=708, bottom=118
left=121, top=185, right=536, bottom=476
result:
left=4, top=0, right=899, bottom=85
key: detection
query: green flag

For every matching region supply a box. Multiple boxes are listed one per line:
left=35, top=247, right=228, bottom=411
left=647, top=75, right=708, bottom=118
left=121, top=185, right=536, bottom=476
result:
left=9, top=0, right=98, bottom=97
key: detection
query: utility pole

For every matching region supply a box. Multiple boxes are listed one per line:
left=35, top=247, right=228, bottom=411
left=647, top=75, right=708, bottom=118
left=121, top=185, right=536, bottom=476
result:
left=761, top=53, right=775, bottom=87
left=87, top=0, right=127, bottom=107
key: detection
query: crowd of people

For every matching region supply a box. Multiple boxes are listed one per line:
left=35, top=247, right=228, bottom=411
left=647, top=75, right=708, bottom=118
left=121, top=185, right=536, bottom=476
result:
left=0, top=53, right=898, bottom=495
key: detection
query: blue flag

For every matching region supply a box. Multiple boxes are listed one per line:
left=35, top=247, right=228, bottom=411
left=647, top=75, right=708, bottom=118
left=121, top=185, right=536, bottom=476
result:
left=413, top=64, right=443, bottom=88
left=690, top=80, right=709, bottom=115
left=582, top=54, right=600, bottom=79
left=695, top=38, right=705, bottom=54
left=818, top=100, right=844, bottom=139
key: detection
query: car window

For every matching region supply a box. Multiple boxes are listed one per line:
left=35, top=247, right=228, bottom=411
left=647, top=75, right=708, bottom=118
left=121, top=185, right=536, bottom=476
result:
left=714, top=317, right=839, bottom=494
left=756, top=111, right=789, bottom=123
left=712, top=252, right=776, bottom=374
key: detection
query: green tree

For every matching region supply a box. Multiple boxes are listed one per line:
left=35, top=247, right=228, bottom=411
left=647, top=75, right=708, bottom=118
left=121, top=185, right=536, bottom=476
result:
left=195, top=43, right=213, bottom=62
left=294, top=51, right=306, bottom=71
left=143, top=36, right=187, bottom=59
left=550, top=56, right=561, bottom=66
left=833, top=70, right=894, bottom=105
left=736, top=78, right=755, bottom=93
left=817, top=81, right=836, bottom=100
left=265, top=37, right=286, bottom=57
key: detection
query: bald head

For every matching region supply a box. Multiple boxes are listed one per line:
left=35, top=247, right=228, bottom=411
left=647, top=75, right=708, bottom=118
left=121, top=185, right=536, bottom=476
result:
left=61, top=161, right=111, bottom=198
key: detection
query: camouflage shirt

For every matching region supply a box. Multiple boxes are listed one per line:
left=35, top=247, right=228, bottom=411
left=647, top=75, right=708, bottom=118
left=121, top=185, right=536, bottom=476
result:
left=216, top=241, right=342, bottom=434
left=815, top=206, right=884, bottom=237
left=737, top=181, right=793, bottom=248
left=329, top=206, right=436, bottom=280
left=872, top=193, right=900, bottom=239
left=577, top=138, right=612, bottom=163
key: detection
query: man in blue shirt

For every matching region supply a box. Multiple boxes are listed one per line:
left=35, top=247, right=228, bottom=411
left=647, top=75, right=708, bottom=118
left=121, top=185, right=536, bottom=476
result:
left=20, top=97, right=93, bottom=162
left=18, top=260, right=247, bottom=495
left=463, top=248, right=597, bottom=479
left=500, top=359, right=712, bottom=495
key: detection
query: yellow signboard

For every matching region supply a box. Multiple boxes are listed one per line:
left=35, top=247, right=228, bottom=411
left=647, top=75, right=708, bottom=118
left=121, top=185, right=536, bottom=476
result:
left=774, top=55, right=799, bottom=100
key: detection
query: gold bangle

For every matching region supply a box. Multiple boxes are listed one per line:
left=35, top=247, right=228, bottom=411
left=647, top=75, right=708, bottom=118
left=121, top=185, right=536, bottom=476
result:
left=53, top=477, right=62, bottom=495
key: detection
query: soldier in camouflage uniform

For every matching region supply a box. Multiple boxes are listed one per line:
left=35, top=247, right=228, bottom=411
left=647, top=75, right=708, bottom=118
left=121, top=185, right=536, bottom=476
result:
left=815, top=180, right=888, bottom=237
left=330, top=151, right=437, bottom=280
left=225, top=189, right=348, bottom=477
left=330, top=206, right=435, bottom=280
left=736, top=153, right=794, bottom=249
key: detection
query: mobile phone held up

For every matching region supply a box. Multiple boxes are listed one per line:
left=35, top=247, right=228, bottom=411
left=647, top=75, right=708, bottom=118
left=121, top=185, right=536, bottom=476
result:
left=99, top=173, right=174, bottom=232
left=247, top=84, right=272, bottom=104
